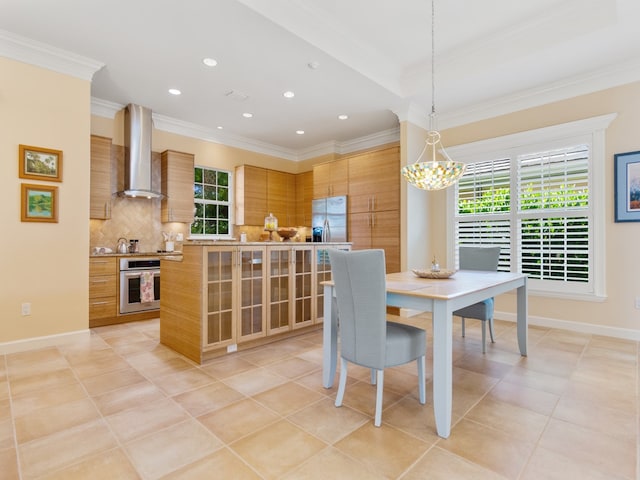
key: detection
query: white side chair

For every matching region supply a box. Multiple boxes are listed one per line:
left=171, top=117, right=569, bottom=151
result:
left=453, top=245, right=501, bottom=353
left=328, top=249, right=426, bottom=427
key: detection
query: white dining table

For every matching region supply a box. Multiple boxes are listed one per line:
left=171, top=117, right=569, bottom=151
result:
left=322, top=269, right=528, bottom=438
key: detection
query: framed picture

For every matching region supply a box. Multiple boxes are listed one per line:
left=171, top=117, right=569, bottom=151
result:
left=18, top=144, right=63, bottom=182
left=21, top=183, right=58, bottom=223
left=614, top=150, right=640, bottom=222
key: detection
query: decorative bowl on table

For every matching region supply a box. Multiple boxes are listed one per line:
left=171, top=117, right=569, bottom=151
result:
left=412, top=268, right=457, bottom=279
left=277, top=228, right=298, bottom=241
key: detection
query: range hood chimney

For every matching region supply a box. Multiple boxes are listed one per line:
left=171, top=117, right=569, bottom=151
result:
left=120, top=103, right=163, bottom=199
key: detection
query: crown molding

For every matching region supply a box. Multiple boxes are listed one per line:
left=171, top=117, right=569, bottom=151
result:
left=0, top=29, right=103, bottom=81
left=91, top=97, right=400, bottom=161
left=439, top=57, right=640, bottom=130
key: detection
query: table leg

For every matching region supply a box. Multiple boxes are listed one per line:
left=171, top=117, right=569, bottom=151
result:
left=432, top=299, right=453, bottom=438
left=516, top=277, right=528, bottom=356
left=322, top=284, right=338, bottom=388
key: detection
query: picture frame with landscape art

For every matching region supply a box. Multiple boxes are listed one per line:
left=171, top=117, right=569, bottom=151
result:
left=614, top=150, right=640, bottom=222
left=18, top=144, right=62, bottom=182
left=21, top=183, right=58, bottom=223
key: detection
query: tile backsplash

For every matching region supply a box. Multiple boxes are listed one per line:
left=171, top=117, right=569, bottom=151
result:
left=90, top=196, right=188, bottom=253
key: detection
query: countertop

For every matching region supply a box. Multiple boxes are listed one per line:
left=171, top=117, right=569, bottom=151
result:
left=183, top=241, right=351, bottom=246
left=90, top=251, right=183, bottom=258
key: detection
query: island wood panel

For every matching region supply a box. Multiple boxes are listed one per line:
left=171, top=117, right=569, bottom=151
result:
left=160, top=249, right=204, bottom=363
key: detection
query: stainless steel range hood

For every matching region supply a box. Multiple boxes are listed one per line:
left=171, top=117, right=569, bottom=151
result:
left=119, top=103, right=163, bottom=199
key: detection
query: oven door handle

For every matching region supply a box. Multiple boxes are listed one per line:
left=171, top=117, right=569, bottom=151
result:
left=122, top=270, right=160, bottom=278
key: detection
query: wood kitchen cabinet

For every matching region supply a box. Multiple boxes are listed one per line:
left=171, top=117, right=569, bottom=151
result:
left=315, top=243, right=351, bottom=322
left=161, top=150, right=194, bottom=223
left=235, top=165, right=267, bottom=226
left=89, top=135, right=113, bottom=219
left=295, top=171, right=313, bottom=226
left=160, top=242, right=350, bottom=363
left=313, top=158, right=348, bottom=198
left=267, top=244, right=314, bottom=334
left=267, top=170, right=296, bottom=226
left=89, top=257, right=117, bottom=326
left=348, top=146, right=400, bottom=273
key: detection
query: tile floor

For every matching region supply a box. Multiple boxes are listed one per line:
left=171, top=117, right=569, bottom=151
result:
left=0, top=315, right=637, bottom=479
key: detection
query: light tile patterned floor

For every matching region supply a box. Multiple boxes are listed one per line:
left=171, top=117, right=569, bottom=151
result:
left=0, top=316, right=637, bottom=479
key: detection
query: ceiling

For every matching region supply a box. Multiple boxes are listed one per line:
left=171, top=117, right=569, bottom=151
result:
left=2, top=0, right=640, bottom=160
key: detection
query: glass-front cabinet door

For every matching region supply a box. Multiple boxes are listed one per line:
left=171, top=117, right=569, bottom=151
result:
left=315, top=243, right=351, bottom=323
left=293, top=245, right=314, bottom=329
left=267, top=246, right=291, bottom=334
left=205, top=247, right=235, bottom=348
left=237, top=246, right=267, bottom=342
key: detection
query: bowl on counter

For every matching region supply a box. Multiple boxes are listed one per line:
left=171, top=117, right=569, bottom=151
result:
left=276, top=228, right=298, bottom=241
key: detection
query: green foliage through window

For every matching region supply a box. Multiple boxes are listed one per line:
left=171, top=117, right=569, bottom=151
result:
left=191, top=166, right=231, bottom=236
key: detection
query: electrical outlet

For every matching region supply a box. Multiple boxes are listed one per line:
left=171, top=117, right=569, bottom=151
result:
left=21, top=302, right=31, bottom=316
left=635, top=297, right=640, bottom=310
left=176, top=233, right=184, bottom=242
left=227, top=344, right=238, bottom=353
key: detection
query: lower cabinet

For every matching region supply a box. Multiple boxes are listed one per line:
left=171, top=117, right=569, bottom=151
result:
left=160, top=243, right=350, bottom=364
left=89, top=257, right=117, bottom=325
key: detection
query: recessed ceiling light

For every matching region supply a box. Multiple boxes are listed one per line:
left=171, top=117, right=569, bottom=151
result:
left=283, top=91, right=295, bottom=98
left=168, top=88, right=181, bottom=95
left=296, top=130, right=305, bottom=135
left=202, top=57, right=218, bottom=67
left=242, top=112, right=253, bottom=118
left=217, top=126, right=223, bottom=130
left=338, top=114, right=349, bottom=120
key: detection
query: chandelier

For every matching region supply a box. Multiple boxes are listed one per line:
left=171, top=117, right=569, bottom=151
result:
left=401, top=0, right=465, bottom=191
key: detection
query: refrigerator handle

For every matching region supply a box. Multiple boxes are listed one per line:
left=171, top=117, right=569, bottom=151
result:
left=322, top=218, right=331, bottom=242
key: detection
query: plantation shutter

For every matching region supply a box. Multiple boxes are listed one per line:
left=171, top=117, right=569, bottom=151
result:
left=516, top=145, right=591, bottom=284
left=455, top=159, right=511, bottom=271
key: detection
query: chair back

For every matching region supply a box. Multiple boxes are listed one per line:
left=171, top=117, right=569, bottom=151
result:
left=329, top=249, right=387, bottom=369
left=459, top=245, right=500, bottom=272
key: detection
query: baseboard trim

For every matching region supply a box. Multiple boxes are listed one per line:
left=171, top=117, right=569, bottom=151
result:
left=0, top=329, right=91, bottom=355
left=400, top=308, right=640, bottom=341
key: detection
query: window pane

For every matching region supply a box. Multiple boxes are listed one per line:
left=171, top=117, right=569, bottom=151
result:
left=204, top=204, right=216, bottom=218
left=204, top=185, right=217, bottom=200
left=218, top=187, right=228, bottom=202
left=204, top=169, right=217, bottom=185
left=457, top=159, right=510, bottom=214
left=217, top=171, right=229, bottom=186
left=194, top=184, right=203, bottom=199
left=205, top=220, right=217, bottom=234
left=194, top=167, right=203, bottom=183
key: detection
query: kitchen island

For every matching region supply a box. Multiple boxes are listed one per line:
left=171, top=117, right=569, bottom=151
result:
left=160, top=241, right=350, bottom=363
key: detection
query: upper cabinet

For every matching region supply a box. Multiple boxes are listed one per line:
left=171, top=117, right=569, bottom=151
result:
left=313, top=158, right=348, bottom=198
left=348, top=146, right=400, bottom=214
left=295, top=171, right=313, bottom=226
left=89, top=135, right=113, bottom=219
left=267, top=170, right=296, bottom=226
left=161, top=150, right=195, bottom=223
left=235, top=165, right=267, bottom=226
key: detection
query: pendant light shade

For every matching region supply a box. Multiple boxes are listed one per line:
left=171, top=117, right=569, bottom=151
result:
left=402, top=0, right=465, bottom=191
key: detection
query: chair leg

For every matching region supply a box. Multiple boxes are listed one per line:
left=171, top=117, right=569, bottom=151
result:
left=417, top=356, right=426, bottom=404
left=371, top=369, right=376, bottom=385
left=335, top=357, right=348, bottom=407
left=374, top=369, right=384, bottom=427
left=481, top=320, right=487, bottom=354
left=461, top=317, right=466, bottom=337
left=489, top=316, right=495, bottom=343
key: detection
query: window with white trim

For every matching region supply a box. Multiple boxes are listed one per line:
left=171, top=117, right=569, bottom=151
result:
left=190, top=166, right=233, bottom=238
left=447, top=114, right=615, bottom=298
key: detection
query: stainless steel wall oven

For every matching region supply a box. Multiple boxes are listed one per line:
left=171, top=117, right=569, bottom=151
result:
left=119, top=258, right=160, bottom=314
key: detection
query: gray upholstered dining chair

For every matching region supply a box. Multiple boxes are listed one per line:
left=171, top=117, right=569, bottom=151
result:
left=328, top=249, right=426, bottom=427
left=453, top=245, right=501, bottom=353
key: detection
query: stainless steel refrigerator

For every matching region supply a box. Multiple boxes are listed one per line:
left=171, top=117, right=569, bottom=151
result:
left=312, top=195, right=348, bottom=242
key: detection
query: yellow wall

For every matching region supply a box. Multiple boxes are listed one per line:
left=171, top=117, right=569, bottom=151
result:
left=431, top=81, right=640, bottom=335
left=0, top=57, right=91, bottom=343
